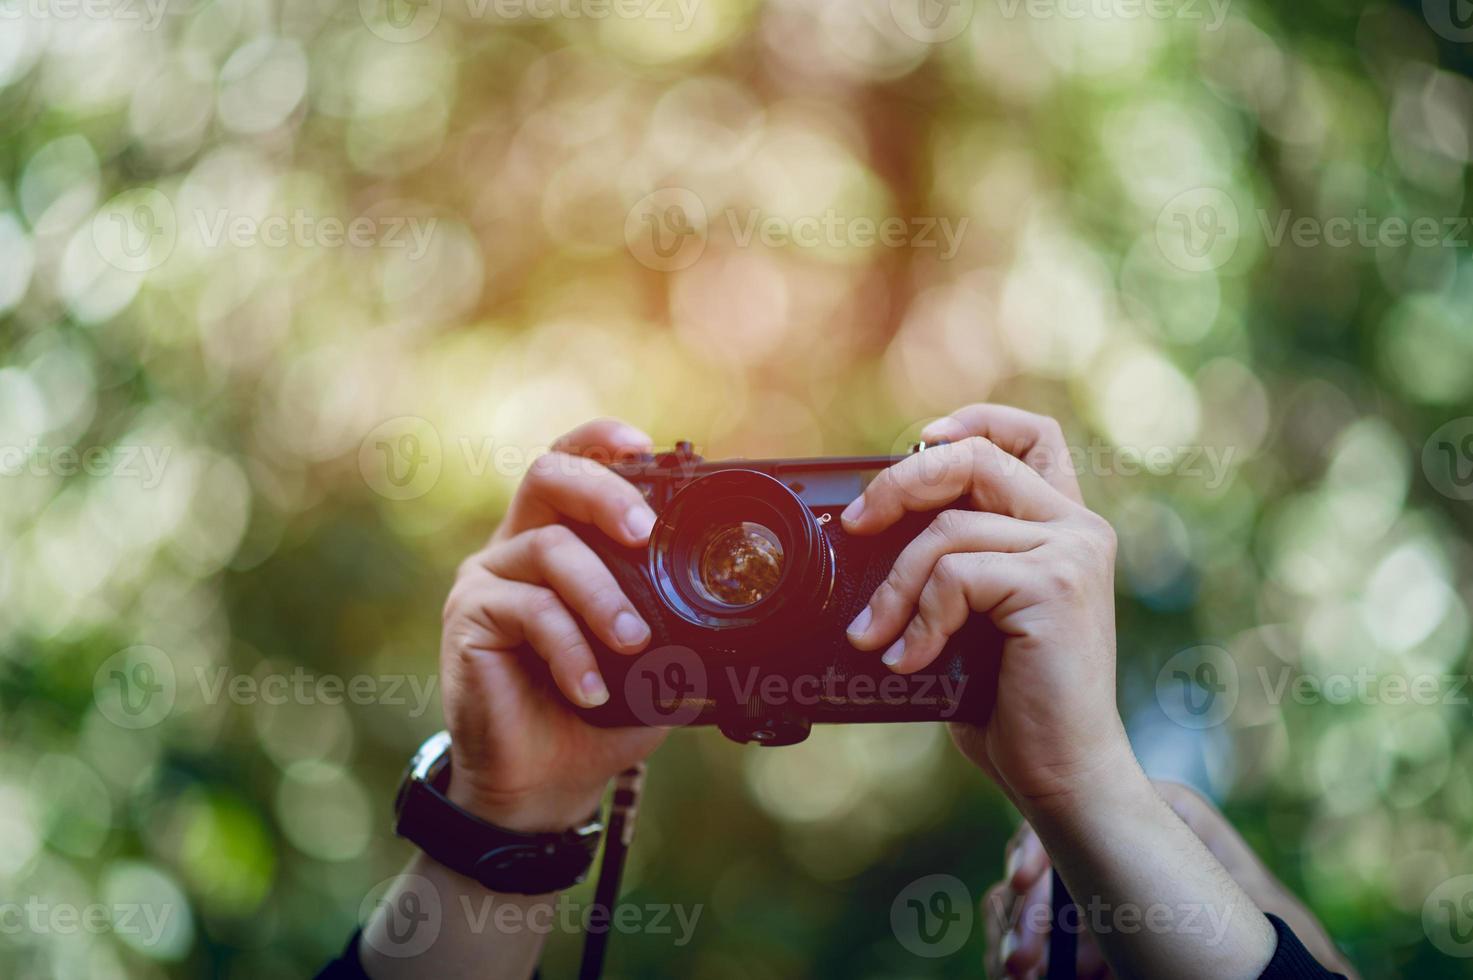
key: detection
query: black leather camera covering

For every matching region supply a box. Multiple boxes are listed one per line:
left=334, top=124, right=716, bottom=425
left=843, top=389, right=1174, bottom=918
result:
left=559, top=450, right=1004, bottom=743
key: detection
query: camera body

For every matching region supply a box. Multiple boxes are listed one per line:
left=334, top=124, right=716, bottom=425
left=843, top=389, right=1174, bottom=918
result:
left=568, top=442, right=1003, bottom=745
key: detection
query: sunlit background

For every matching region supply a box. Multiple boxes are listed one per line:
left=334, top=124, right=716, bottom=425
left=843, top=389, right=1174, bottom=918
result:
left=2, top=0, right=1472, bottom=976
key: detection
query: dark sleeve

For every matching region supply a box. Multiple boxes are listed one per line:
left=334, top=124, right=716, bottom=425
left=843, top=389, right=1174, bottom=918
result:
left=1258, top=914, right=1349, bottom=980
left=315, top=929, right=371, bottom=980
left=314, top=929, right=541, bottom=980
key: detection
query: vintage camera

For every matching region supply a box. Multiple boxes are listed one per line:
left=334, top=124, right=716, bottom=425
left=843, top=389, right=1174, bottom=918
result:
left=569, top=442, right=1003, bottom=745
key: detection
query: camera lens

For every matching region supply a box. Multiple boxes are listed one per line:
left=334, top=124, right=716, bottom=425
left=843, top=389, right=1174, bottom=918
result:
left=649, top=469, right=834, bottom=632
left=695, top=522, right=784, bottom=607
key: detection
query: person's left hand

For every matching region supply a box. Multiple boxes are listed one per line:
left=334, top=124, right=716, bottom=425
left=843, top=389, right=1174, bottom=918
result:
left=843, top=404, right=1127, bottom=814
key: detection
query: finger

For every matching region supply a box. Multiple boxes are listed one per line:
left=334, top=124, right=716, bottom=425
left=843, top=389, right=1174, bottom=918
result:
left=983, top=883, right=1013, bottom=978
left=1006, top=825, right=1049, bottom=894
left=1005, top=869, right=1051, bottom=977
left=841, top=436, right=1073, bottom=536
left=484, top=525, right=652, bottom=655
left=551, top=417, right=653, bottom=462
left=504, top=451, right=657, bottom=546
left=472, top=577, right=610, bottom=709
left=848, top=509, right=1045, bottom=651
left=880, top=551, right=1033, bottom=673
left=921, top=404, right=1083, bottom=505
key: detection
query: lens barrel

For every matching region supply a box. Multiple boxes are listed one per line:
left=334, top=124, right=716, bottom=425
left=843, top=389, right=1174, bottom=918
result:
left=649, top=470, right=834, bottom=632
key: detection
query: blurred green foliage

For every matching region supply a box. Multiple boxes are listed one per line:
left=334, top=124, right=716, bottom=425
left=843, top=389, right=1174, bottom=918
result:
left=1, top=0, right=1472, bottom=977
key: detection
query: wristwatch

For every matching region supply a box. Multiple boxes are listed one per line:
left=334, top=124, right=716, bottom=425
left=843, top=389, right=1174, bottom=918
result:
left=393, top=731, right=605, bottom=895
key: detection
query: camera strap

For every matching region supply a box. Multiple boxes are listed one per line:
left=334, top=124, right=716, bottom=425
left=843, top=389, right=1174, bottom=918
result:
left=576, top=766, right=1078, bottom=980
left=1048, top=869, right=1077, bottom=980
left=577, top=763, right=646, bottom=980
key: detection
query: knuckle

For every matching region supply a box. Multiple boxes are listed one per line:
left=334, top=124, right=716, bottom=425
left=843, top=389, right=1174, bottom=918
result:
left=930, top=508, right=964, bottom=538
left=932, top=552, right=967, bottom=590
left=534, top=522, right=577, bottom=553
left=1041, top=560, right=1081, bottom=596
left=1037, top=414, right=1065, bottom=442
left=527, top=451, right=575, bottom=485
left=1074, top=510, right=1118, bottom=559
left=525, top=585, right=564, bottom=621
left=882, top=561, right=910, bottom=599
left=587, top=581, right=628, bottom=618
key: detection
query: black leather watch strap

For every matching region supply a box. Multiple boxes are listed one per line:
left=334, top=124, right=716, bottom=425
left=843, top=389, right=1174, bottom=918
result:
left=394, top=732, right=603, bottom=895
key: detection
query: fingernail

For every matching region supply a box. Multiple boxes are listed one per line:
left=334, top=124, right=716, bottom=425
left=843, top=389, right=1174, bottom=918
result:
left=624, top=506, right=656, bottom=542
left=846, top=606, right=872, bottom=638
left=580, top=671, right=609, bottom=707
left=613, top=611, right=650, bottom=648
left=1019, top=832, right=1041, bottom=878
left=841, top=497, right=865, bottom=524
left=881, top=637, right=905, bottom=667
left=615, top=424, right=651, bottom=447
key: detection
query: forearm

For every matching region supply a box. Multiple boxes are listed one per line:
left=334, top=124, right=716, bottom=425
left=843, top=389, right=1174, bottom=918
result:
left=358, top=779, right=605, bottom=980
left=1017, top=750, right=1278, bottom=980
left=358, top=851, right=554, bottom=980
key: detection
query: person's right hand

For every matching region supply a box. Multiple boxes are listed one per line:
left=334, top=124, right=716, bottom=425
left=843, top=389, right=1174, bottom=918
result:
left=438, top=418, right=666, bottom=835
left=982, top=781, right=1360, bottom=980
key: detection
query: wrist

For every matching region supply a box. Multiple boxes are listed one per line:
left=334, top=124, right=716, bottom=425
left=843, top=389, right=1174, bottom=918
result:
left=1009, top=738, right=1151, bottom=830
left=447, top=774, right=606, bottom=834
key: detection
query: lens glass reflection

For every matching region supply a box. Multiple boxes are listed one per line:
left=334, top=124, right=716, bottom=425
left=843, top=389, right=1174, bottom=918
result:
left=695, top=521, right=784, bottom=607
